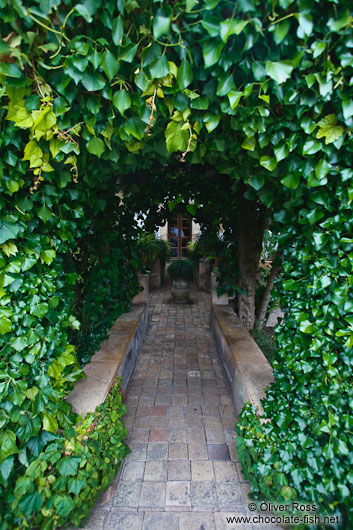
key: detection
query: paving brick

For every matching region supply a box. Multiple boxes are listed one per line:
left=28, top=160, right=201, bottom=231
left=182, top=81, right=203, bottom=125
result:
left=147, top=443, right=168, bottom=460
left=143, top=512, right=178, bottom=530
left=188, top=443, right=208, bottom=461
left=215, top=481, right=243, bottom=509
left=166, top=481, right=191, bottom=507
left=207, top=444, right=231, bottom=461
left=76, top=508, right=109, bottom=530
left=213, top=461, right=238, bottom=482
left=168, top=443, right=188, bottom=460
left=179, top=512, right=215, bottom=530
left=168, top=461, right=191, bottom=481
left=149, top=429, right=168, bottom=442
left=139, top=481, right=166, bottom=508
left=152, top=406, right=168, bottom=416
left=113, top=481, right=141, bottom=508
left=191, top=481, right=218, bottom=509
left=125, top=443, right=147, bottom=462
left=144, top=461, right=167, bottom=481
left=168, top=429, right=187, bottom=443
left=191, top=461, right=214, bottom=481
left=107, top=511, right=144, bottom=530
left=121, top=462, right=145, bottom=482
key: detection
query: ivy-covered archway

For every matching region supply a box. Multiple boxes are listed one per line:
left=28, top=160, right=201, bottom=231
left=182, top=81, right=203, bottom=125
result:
left=0, top=0, right=352, bottom=527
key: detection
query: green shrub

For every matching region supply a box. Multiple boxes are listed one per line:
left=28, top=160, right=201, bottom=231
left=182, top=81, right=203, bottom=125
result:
left=168, top=259, right=194, bottom=281
left=251, top=323, right=276, bottom=366
left=9, top=378, right=129, bottom=529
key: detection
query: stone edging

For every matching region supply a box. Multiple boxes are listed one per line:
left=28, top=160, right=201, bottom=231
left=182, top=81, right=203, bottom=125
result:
left=210, top=305, right=273, bottom=416
left=67, top=304, right=148, bottom=417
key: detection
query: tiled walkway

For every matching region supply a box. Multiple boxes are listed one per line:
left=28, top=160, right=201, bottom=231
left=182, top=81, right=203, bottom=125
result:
left=80, top=288, right=273, bottom=530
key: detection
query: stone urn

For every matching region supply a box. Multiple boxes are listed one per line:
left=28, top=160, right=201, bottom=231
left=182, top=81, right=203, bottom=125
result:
left=171, top=278, right=190, bottom=304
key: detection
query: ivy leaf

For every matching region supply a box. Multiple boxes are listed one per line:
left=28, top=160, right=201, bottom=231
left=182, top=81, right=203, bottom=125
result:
left=57, top=457, right=81, bottom=476
left=220, top=19, right=249, bottom=42
left=186, top=0, right=197, bottom=12
left=0, top=456, right=14, bottom=482
left=37, top=205, right=53, bottom=223
left=266, top=60, right=293, bottom=84
left=0, top=63, right=22, bottom=78
left=0, top=318, right=12, bottom=335
left=101, top=51, right=119, bottom=80
left=42, top=413, right=58, bottom=434
left=0, top=430, right=19, bottom=460
left=149, top=56, right=170, bottom=79
left=124, top=118, right=146, bottom=140
left=82, top=72, right=106, bottom=91
left=303, top=138, right=322, bottom=155
left=202, top=39, right=224, bottom=68
left=203, top=112, right=220, bottom=133
left=135, top=71, right=149, bottom=91
left=112, top=89, right=131, bottom=116
left=228, top=91, right=242, bottom=109
left=54, top=495, right=75, bottom=517
left=315, top=159, right=330, bottom=180
left=41, top=250, right=56, bottom=265
left=68, top=477, right=86, bottom=496
left=0, top=220, right=20, bottom=244
left=316, top=114, right=344, bottom=144
left=281, top=173, right=300, bottom=189
left=298, top=13, right=313, bottom=38
left=19, top=491, right=43, bottom=514
left=86, top=137, right=105, bottom=157
left=75, top=4, right=93, bottom=22
left=200, top=18, right=220, bottom=37
left=177, top=60, right=193, bottom=90
left=241, top=136, right=255, bottom=151
left=23, top=141, right=43, bottom=168
left=153, top=10, right=171, bottom=39
left=165, top=121, right=189, bottom=152
left=248, top=175, right=265, bottom=190
left=30, top=303, right=49, bottom=319
left=274, top=143, right=289, bottom=161
left=273, top=20, right=290, bottom=44
left=186, top=204, right=197, bottom=216
left=112, top=16, right=123, bottom=45
left=260, top=156, right=277, bottom=171
left=342, top=100, right=353, bottom=121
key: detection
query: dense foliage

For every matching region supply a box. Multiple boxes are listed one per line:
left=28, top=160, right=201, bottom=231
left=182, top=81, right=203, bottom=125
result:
left=168, top=258, right=194, bottom=281
left=0, top=0, right=353, bottom=527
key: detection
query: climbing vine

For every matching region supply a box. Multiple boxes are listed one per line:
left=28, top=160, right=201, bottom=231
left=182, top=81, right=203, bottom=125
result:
left=0, top=0, right=353, bottom=527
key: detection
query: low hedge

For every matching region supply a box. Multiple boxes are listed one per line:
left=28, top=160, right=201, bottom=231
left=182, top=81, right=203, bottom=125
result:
left=4, top=378, right=129, bottom=530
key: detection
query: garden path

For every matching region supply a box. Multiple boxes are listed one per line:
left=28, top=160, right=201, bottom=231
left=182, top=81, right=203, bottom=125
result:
left=79, top=287, right=278, bottom=530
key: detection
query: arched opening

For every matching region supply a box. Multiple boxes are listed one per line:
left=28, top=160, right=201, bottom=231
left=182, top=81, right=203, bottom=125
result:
left=1, top=0, right=352, bottom=527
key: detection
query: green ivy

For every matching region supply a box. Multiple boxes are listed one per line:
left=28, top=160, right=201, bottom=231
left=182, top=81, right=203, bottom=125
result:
left=0, top=0, right=353, bottom=527
left=9, top=377, right=129, bottom=529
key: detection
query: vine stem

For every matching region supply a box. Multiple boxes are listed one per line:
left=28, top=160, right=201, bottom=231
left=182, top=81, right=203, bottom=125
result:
left=180, top=124, right=193, bottom=162
left=26, top=10, right=69, bottom=41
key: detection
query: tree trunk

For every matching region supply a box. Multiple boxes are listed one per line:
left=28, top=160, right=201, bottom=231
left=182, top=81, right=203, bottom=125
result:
left=257, top=256, right=280, bottom=329
left=237, top=182, right=266, bottom=331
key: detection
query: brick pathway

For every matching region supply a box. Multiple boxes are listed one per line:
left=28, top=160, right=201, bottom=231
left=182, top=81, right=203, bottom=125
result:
left=79, top=288, right=276, bottom=530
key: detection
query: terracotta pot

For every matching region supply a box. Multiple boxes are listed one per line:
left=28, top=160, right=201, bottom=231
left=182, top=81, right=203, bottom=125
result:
left=171, top=279, right=190, bottom=304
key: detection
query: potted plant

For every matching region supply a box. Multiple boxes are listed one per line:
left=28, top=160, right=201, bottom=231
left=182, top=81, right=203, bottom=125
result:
left=168, top=259, right=194, bottom=303
left=150, top=238, right=171, bottom=290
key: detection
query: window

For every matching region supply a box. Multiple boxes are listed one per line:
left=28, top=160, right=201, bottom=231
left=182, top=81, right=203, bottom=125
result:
left=168, top=215, right=192, bottom=258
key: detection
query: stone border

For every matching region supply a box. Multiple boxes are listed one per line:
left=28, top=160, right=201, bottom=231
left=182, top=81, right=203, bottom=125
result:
left=68, top=304, right=148, bottom=417
left=210, top=305, right=273, bottom=416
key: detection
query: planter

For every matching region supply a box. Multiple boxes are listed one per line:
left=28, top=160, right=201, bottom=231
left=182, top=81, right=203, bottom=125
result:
left=149, top=257, right=161, bottom=290
left=198, top=258, right=211, bottom=291
left=211, top=271, right=229, bottom=305
left=132, top=273, right=150, bottom=304
left=171, top=279, right=190, bottom=304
